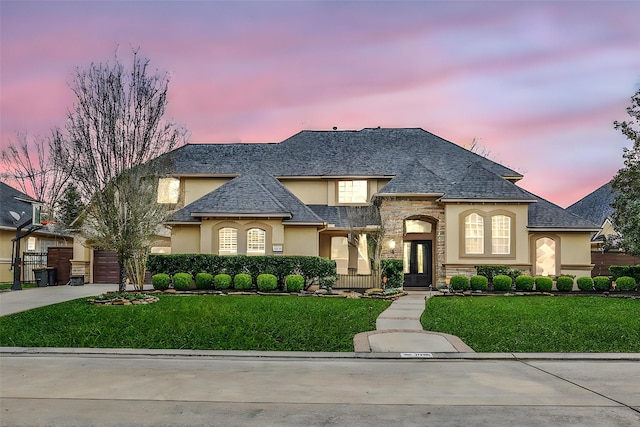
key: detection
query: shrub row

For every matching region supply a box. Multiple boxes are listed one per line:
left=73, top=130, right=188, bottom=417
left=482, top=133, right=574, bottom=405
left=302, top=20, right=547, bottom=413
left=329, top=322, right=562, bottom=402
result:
left=447, top=274, right=637, bottom=292
left=152, top=272, right=307, bottom=292
left=148, top=254, right=336, bottom=290
left=609, top=265, right=640, bottom=283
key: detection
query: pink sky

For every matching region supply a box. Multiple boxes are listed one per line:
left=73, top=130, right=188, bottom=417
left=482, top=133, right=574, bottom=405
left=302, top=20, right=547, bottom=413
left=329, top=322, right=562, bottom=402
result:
left=2, top=1, right=639, bottom=207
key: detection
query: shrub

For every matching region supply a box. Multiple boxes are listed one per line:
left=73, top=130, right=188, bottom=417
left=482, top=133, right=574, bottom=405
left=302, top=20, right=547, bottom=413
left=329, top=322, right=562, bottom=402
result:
left=476, top=265, right=522, bottom=283
left=576, top=276, right=594, bottom=292
left=285, top=274, right=304, bottom=292
left=609, top=265, right=640, bottom=283
left=257, top=273, right=278, bottom=292
left=172, top=273, right=193, bottom=291
left=151, top=273, right=170, bottom=291
left=381, top=259, right=404, bottom=288
left=615, top=276, right=637, bottom=291
left=233, top=273, right=253, bottom=290
left=214, top=273, right=232, bottom=290
left=514, top=275, right=534, bottom=291
left=493, top=275, right=512, bottom=291
left=593, top=276, right=611, bottom=292
left=555, top=276, right=574, bottom=292
left=450, top=275, right=469, bottom=291
left=535, top=276, right=553, bottom=292
left=195, top=272, right=213, bottom=290
left=470, top=275, right=489, bottom=291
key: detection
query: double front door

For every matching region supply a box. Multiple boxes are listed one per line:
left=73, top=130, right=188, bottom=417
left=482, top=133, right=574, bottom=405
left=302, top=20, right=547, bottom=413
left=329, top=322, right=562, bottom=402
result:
left=403, top=240, right=433, bottom=288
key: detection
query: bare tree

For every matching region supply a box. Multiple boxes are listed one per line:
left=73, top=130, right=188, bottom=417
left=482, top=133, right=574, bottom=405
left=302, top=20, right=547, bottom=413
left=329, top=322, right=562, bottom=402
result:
left=1, top=132, right=72, bottom=222
left=51, top=50, right=188, bottom=292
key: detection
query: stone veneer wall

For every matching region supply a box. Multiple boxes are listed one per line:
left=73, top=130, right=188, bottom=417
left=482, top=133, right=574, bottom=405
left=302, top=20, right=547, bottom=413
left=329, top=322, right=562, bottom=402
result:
left=378, top=197, right=446, bottom=288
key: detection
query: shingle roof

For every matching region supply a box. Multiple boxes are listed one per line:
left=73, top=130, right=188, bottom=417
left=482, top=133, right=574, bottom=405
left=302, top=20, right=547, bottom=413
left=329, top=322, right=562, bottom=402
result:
left=440, top=162, right=536, bottom=201
left=566, top=181, right=615, bottom=227
left=307, top=205, right=380, bottom=229
left=378, top=158, right=447, bottom=195
left=524, top=189, right=599, bottom=229
left=170, top=173, right=324, bottom=224
left=0, top=181, right=37, bottom=228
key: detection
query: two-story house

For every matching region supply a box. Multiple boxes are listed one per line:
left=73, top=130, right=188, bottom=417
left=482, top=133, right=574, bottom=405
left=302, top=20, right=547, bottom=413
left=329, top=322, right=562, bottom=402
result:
left=158, top=128, right=597, bottom=289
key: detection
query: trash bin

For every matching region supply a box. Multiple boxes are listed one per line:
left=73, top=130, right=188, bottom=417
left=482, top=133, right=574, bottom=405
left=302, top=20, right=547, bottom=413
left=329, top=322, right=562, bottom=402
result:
left=45, top=267, right=57, bottom=286
left=69, top=275, right=85, bottom=286
left=33, top=268, right=47, bottom=287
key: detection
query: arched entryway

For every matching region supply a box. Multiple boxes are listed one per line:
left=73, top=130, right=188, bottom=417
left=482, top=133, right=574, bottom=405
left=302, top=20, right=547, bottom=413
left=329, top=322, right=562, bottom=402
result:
left=403, top=217, right=437, bottom=288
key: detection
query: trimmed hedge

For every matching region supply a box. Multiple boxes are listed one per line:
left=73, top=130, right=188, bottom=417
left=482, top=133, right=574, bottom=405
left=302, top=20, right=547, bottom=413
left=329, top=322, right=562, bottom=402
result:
left=476, top=265, right=522, bottom=283
left=234, top=273, right=253, bottom=290
left=609, top=265, right=640, bottom=283
left=493, top=275, right=512, bottom=291
left=470, top=275, right=489, bottom=291
left=576, top=276, right=594, bottom=292
left=381, top=259, right=404, bottom=288
left=285, top=274, right=304, bottom=292
left=257, top=274, right=278, bottom=292
left=514, top=275, right=534, bottom=291
left=535, top=276, right=553, bottom=292
left=195, top=272, right=213, bottom=290
left=556, top=276, right=574, bottom=292
left=173, top=273, right=192, bottom=291
left=615, top=276, right=637, bottom=291
left=214, top=273, right=232, bottom=290
left=147, top=254, right=336, bottom=290
left=152, top=273, right=170, bottom=291
left=450, top=275, right=470, bottom=291
left=593, top=276, right=611, bottom=292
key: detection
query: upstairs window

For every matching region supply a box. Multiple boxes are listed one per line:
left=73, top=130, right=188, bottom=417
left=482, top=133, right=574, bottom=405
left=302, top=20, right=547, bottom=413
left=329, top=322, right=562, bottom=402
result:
left=492, top=215, right=511, bottom=255
left=219, top=227, right=238, bottom=255
left=463, top=211, right=514, bottom=256
left=246, top=228, right=266, bottom=255
left=157, top=177, right=179, bottom=204
left=338, top=180, right=368, bottom=204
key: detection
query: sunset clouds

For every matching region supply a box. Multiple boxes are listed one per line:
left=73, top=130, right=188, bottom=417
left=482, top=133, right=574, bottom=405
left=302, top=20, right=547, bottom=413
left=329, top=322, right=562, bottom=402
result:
left=1, top=1, right=639, bottom=207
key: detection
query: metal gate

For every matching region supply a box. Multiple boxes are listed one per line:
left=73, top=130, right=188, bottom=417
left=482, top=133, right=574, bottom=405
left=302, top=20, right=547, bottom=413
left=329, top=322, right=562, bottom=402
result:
left=21, top=252, right=47, bottom=283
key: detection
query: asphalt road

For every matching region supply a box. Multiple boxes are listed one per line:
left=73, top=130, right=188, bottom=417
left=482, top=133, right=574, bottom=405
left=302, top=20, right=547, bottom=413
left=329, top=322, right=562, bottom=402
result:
left=1, top=351, right=639, bottom=426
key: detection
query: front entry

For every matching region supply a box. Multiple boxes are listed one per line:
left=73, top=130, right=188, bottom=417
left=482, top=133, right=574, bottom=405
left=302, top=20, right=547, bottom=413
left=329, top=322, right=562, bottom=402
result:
left=403, top=240, right=432, bottom=288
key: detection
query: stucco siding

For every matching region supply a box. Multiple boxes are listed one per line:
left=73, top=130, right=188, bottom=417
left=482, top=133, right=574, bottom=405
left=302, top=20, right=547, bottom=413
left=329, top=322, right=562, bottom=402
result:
left=284, top=227, right=319, bottom=256
left=171, top=225, right=201, bottom=254
left=183, top=178, right=232, bottom=205
left=280, top=180, right=328, bottom=205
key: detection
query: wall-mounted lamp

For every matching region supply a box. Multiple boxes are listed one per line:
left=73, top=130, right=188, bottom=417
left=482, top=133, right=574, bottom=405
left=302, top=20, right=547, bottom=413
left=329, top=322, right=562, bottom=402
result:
left=388, top=239, right=396, bottom=255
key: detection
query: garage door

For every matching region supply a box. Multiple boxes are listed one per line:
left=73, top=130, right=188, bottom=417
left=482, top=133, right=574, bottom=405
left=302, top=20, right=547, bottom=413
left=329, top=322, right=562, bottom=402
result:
left=93, top=250, right=120, bottom=283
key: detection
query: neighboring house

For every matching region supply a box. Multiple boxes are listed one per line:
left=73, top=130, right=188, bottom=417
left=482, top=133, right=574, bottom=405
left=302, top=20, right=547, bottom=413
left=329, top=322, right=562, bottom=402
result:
left=566, top=180, right=640, bottom=276
left=158, top=128, right=598, bottom=289
left=0, top=181, right=73, bottom=284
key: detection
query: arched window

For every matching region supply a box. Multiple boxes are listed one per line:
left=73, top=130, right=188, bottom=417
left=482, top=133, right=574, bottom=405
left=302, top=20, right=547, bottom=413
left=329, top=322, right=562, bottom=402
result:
left=219, top=227, right=237, bottom=255
left=405, top=219, right=432, bottom=234
left=491, top=215, right=511, bottom=255
left=247, top=228, right=266, bottom=255
left=464, top=213, right=484, bottom=254
left=535, top=237, right=556, bottom=276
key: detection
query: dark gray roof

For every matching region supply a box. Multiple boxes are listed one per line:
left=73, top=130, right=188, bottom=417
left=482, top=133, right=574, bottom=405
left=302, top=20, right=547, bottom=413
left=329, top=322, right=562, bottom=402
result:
left=307, top=205, right=380, bottom=229
left=0, top=181, right=37, bottom=228
left=171, top=174, right=324, bottom=224
left=566, top=181, right=615, bottom=227
left=525, top=189, right=599, bottom=229
left=441, top=162, right=536, bottom=201
left=378, top=158, right=447, bottom=194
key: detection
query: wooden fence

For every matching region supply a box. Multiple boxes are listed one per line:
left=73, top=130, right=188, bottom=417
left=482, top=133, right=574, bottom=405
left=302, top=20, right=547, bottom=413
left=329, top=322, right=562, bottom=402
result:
left=591, top=252, right=640, bottom=277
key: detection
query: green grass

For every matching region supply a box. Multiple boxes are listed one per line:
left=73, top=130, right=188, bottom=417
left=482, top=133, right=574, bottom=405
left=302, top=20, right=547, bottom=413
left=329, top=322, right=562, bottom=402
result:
left=0, top=283, right=37, bottom=291
left=0, top=295, right=390, bottom=352
left=421, top=296, right=640, bottom=353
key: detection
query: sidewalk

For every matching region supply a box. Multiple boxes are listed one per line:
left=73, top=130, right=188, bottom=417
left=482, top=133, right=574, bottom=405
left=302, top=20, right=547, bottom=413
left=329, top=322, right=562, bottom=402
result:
left=354, top=290, right=475, bottom=353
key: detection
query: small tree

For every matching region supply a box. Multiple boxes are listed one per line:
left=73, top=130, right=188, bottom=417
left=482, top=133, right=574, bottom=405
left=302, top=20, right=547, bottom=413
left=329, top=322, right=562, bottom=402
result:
left=58, top=183, right=85, bottom=227
left=611, top=88, right=640, bottom=256
left=346, top=201, right=386, bottom=286
left=51, top=49, right=188, bottom=292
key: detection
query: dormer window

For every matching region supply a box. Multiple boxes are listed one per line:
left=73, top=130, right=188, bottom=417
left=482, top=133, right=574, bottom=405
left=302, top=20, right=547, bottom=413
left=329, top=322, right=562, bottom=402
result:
left=338, top=180, right=368, bottom=204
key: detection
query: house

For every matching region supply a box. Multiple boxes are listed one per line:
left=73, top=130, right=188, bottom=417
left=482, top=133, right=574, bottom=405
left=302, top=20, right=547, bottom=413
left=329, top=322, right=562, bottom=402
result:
left=157, top=128, right=598, bottom=289
left=566, top=180, right=640, bottom=276
left=0, top=181, right=73, bottom=284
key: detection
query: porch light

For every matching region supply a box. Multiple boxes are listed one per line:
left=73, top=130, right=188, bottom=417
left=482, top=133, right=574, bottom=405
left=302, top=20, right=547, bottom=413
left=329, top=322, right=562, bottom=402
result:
left=388, top=240, right=396, bottom=250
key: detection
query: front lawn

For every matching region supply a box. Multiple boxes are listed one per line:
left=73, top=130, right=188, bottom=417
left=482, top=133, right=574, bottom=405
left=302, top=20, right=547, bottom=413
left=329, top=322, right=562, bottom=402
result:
left=0, top=295, right=391, bottom=352
left=421, top=296, right=640, bottom=353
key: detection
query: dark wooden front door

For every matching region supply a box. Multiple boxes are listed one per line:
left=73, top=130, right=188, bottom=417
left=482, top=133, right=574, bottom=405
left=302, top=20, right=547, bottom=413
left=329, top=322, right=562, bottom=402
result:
left=403, top=240, right=432, bottom=288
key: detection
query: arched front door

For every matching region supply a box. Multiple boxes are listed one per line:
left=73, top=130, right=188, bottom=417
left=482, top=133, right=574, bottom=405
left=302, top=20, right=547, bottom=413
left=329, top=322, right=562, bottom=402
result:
left=403, top=218, right=436, bottom=288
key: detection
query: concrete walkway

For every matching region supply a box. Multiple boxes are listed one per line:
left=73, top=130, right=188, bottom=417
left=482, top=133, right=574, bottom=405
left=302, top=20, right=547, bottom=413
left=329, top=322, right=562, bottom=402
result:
left=354, top=290, right=475, bottom=353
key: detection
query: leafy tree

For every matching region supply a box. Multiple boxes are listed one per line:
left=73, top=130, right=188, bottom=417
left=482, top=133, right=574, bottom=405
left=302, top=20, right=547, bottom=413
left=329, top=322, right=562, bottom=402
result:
left=58, top=183, right=84, bottom=227
left=611, top=88, right=640, bottom=256
left=51, top=50, right=188, bottom=292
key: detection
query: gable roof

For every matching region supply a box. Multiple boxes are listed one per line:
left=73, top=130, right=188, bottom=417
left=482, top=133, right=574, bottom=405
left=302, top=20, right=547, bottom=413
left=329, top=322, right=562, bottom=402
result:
left=170, top=173, right=324, bottom=225
left=566, top=181, right=616, bottom=227
left=524, top=188, right=599, bottom=229
left=0, top=181, right=37, bottom=228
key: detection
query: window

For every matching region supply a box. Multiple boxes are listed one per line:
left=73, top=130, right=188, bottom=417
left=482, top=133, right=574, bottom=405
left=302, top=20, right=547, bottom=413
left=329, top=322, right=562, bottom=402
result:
left=247, top=228, right=266, bottom=255
left=405, top=219, right=432, bottom=234
left=464, top=213, right=484, bottom=254
left=219, top=228, right=237, bottom=255
left=491, top=215, right=511, bottom=255
left=535, top=237, right=556, bottom=276
left=338, top=180, right=368, bottom=203
left=157, top=178, right=180, bottom=204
